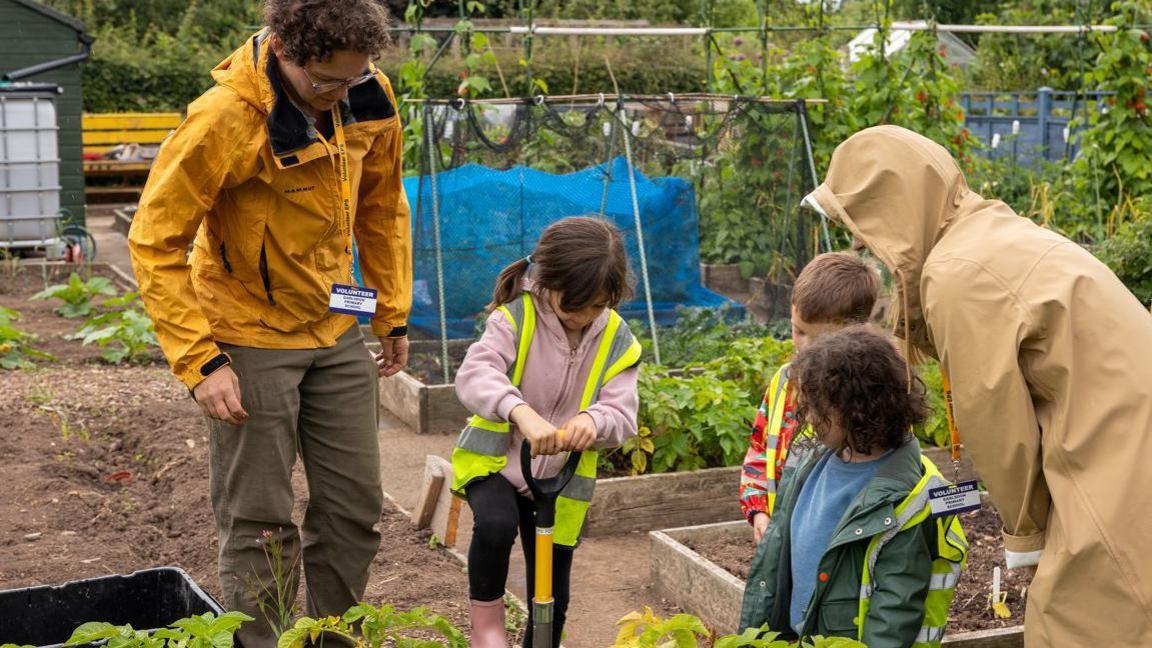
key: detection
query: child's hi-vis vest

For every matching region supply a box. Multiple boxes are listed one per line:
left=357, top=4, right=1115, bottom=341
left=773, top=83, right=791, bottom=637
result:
left=761, top=364, right=815, bottom=515
left=858, top=455, right=970, bottom=647
left=450, top=292, right=642, bottom=546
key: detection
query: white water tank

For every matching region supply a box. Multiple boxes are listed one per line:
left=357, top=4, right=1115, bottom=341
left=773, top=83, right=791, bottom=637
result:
left=0, top=87, right=62, bottom=249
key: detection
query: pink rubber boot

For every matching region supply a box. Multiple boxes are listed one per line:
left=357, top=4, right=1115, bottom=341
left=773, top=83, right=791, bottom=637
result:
left=469, top=598, right=508, bottom=648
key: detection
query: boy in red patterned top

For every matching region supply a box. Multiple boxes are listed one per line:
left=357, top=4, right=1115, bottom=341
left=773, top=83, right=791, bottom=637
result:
left=740, top=252, right=881, bottom=541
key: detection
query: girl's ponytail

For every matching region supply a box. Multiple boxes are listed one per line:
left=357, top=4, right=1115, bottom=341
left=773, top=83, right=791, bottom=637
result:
left=487, top=256, right=532, bottom=313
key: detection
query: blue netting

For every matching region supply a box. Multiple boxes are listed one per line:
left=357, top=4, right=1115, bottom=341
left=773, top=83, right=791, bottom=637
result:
left=354, top=156, right=739, bottom=339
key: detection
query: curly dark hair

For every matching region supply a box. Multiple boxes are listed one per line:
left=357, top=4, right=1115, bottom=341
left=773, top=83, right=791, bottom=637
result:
left=265, top=0, right=393, bottom=65
left=792, top=326, right=927, bottom=456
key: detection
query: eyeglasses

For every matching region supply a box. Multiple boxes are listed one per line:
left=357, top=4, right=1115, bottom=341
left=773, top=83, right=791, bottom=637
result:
left=301, top=67, right=376, bottom=93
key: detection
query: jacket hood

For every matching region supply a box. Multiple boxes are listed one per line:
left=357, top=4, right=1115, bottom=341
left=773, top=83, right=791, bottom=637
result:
left=807, top=125, right=982, bottom=353
left=210, top=31, right=397, bottom=163
left=211, top=31, right=272, bottom=114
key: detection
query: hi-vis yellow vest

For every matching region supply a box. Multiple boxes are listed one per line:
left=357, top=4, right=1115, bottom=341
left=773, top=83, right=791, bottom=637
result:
left=761, top=364, right=815, bottom=516
left=858, top=455, right=970, bottom=647
left=451, top=292, right=643, bottom=546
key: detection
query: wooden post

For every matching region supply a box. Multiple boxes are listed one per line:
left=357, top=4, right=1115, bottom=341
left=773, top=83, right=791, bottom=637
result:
left=412, top=455, right=448, bottom=529
left=415, top=454, right=463, bottom=548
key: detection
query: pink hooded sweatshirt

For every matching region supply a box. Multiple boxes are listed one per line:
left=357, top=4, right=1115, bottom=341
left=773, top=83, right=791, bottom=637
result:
left=454, top=279, right=640, bottom=495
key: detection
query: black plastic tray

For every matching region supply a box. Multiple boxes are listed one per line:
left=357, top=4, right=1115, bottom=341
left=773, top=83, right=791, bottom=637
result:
left=0, top=567, right=225, bottom=647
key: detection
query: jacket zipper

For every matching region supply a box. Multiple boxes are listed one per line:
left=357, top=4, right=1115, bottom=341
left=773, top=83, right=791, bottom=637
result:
left=259, top=245, right=276, bottom=305
left=219, top=243, right=233, bottom=273
left=546, top=344, right=582, bottom=423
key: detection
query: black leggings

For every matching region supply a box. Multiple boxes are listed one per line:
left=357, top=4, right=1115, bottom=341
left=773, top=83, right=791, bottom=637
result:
left=467, top=474, right=574, bottom=648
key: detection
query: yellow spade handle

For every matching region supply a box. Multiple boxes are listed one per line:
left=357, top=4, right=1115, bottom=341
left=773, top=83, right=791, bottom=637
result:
left=535, top=528, right=554, bottom=602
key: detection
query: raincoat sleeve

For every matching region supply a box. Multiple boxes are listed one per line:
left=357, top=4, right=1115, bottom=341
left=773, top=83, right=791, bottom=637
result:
left=861, top=526, right=932, bottom=646
left=128, top=95, right=259, bottom=390
left=923, top=260, right=1050, bottom=569
left=355, top=75, right=412, bottom=339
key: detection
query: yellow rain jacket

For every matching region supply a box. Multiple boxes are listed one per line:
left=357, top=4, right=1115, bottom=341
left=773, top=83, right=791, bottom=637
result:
left=808, top=125, right=1152, bottom=645
left=129, top=32, right=412, bottom=389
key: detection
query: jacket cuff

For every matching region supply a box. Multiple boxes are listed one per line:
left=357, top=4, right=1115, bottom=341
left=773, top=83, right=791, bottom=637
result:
left=176, top=345, right=226, bottom=391
left=1005, top=549, right=1042, bottom=570
left=1003, top=528, right=1045, bottom=569
left=496, top=393, right=527, bottom=422
left=371, top=320, right=408, bottom=338
left=582, top=408, right=606, bottom=439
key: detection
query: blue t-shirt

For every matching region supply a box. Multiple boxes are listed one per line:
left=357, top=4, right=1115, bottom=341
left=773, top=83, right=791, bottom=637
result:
left=789, top=450, right=892, bottom=632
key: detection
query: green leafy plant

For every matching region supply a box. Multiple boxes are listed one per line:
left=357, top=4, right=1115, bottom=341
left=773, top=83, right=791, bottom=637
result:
left=62, top=611, right=253, bottom=648
left=32, top=273, right=117, bottom=319
left=635, top=305, right=777, bottom=369
left=621, top=425, right=657, bottom=475
left=610, top=336, right=792, bottom=475
left=963, top=2, right=1085, bottom=92
left=915, top=359, right=949, bottom=448
left=1095, top=199, right=1152, bottom=306
left=1072, top=1, right=1152, bottom=221
left=612, top=607, right=867, bottom=647
left=70, top=293, right=158, bottom=364
left=503, top=593, right=527, bottom=634
left=0, top=307, right=56, bottom=370
left=277, top=603, right=467, bottom=648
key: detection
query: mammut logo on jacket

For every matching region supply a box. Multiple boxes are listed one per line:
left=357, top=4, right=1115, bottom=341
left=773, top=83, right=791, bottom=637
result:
left=285, top=185, right=315, bottom=194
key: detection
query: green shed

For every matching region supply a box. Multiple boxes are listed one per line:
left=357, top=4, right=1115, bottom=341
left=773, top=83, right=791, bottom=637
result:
left=0, top=0, right=91, bottom=226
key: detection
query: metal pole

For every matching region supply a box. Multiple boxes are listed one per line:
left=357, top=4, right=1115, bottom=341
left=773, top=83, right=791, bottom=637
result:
left=383, top=23, right=1135, bottom=35
left=618, top=107, right=661, bottom=365
left=424, top=105, right=451, bottom=384
left=795, top=100, right=831, bottom=253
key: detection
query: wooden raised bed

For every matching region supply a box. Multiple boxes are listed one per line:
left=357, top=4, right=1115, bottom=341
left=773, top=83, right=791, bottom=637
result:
left=700, top=263, right=750, bottom=297
left=378, top=369, right=471, bottom=435
left=651, top=521, right=747, bottom=632
left=584, top=465, right=742, bottom=537
left=374, top=335, right=474, bottom=435
left=584, top=449, right=973, bottom=538
left=650, top=513, right=1024, bottom=647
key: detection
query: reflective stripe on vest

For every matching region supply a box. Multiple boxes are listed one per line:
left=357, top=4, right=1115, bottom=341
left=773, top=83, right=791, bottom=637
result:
left=451, top=292, right=642, bottom=547
left=856, top=455, right=969, bottom=647
left=453, top=295, right=536, bottom=459
left=761, top=365, right=790, bottom=510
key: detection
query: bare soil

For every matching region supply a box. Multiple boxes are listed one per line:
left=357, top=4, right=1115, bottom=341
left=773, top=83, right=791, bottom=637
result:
left=686, top=505, right=1030, bottom=634
left=0, top=270, right=473, bottom=637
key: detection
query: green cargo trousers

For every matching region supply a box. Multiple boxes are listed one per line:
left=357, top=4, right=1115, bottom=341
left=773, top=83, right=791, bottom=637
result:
left=207, top=326, right=381, bottom=647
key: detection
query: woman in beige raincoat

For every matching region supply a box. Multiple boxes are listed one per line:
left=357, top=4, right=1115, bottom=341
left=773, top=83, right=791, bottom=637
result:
left=804, top=125, right=1152, bottom=645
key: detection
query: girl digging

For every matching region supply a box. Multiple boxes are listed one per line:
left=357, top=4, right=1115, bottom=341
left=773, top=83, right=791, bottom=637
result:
left=451, top=217, right=643, bottom=647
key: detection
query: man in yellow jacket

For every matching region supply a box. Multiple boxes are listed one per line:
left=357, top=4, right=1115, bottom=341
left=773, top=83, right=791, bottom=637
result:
left=805, top=125, right=1152, bottom=645
left=128, top=1, right=411, bottom=643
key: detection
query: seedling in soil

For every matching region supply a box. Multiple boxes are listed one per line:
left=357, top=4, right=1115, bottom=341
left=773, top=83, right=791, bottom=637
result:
left=504, top=593, right=527, bottom=634
left=70, top=294, right=158, bottom=365
left=60, top=611, right=253, bottom=648
left=37, top=403, right=88, bottom=441
left=0, top=307, right=56, bottom=369
left=25, top=384, right=54, bottom=405
left=278, top=603, right=467, bottom=648
left=613, top=608, right=867, bottom=648
left=32, top=273, right=117, bottom=319
left=247, top=528, right=301, bottom=637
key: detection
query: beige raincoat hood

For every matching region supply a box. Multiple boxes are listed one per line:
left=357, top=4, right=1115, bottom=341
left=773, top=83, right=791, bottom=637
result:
left=809, top=125, right=1152, bottom=645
